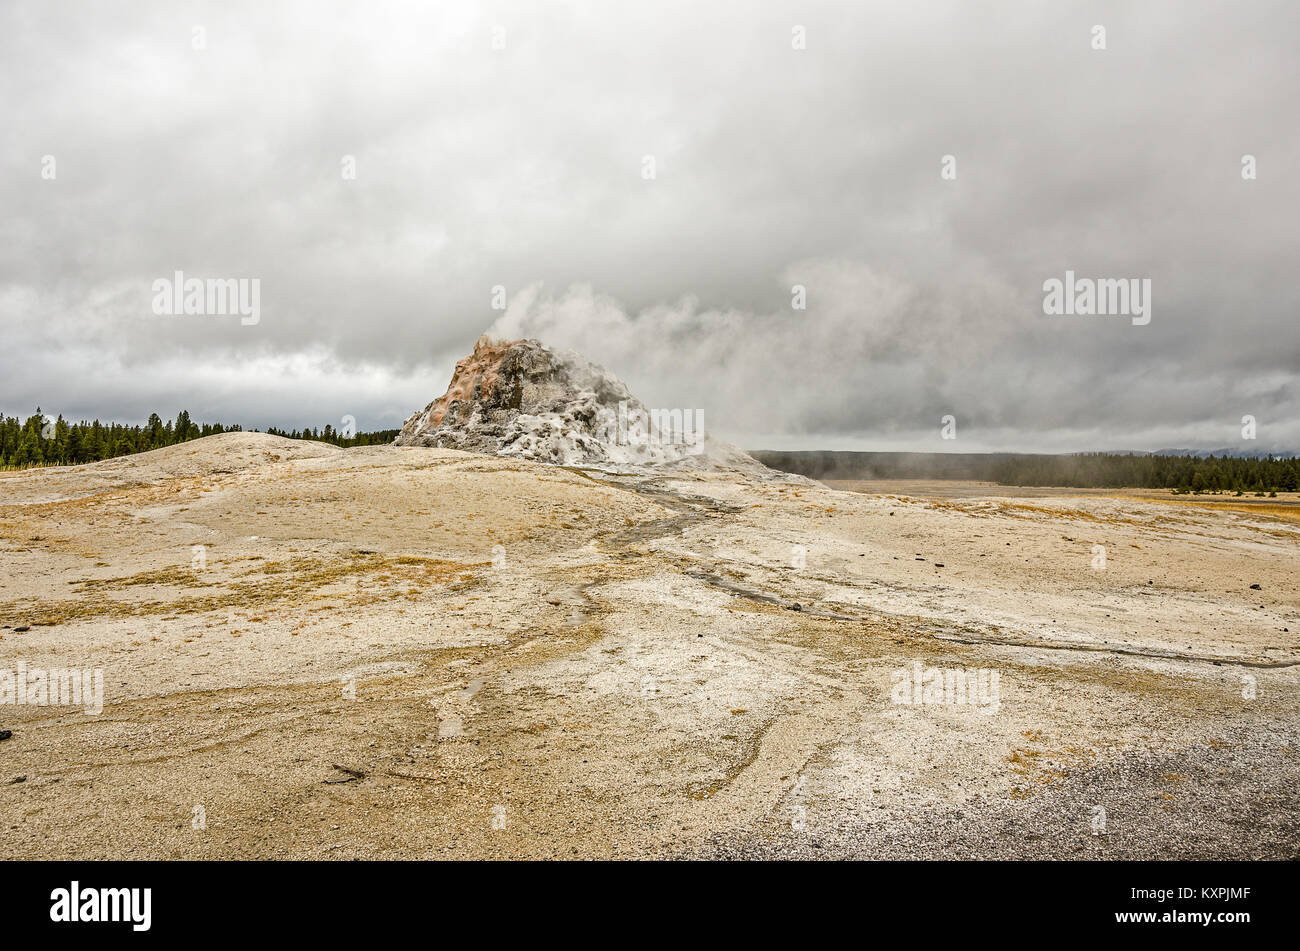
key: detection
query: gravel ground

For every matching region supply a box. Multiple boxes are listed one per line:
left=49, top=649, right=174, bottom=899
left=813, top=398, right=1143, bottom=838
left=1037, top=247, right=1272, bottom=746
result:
left=690, top=722, right=1300, bottom=860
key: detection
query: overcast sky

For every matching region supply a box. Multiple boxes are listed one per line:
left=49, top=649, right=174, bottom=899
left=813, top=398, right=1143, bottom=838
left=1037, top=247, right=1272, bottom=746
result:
left=2, top=0, right=1297, bottom=452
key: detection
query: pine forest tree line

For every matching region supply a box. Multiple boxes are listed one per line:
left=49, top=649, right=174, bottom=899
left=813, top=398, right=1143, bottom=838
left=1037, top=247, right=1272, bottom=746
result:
left=0, top=409, right=397, bottom=469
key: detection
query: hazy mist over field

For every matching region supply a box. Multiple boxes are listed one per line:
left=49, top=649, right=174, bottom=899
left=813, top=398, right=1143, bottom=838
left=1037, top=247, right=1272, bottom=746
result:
left=2, top=0, right=1297, bottom=452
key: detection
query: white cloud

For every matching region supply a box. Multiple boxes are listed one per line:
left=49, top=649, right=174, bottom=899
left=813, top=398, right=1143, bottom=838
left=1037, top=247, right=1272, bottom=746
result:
left=2, top=0, right=1297, bottom=451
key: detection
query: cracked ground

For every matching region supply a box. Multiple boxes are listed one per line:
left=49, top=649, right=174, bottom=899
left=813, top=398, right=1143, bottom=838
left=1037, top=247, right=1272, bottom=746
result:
left=0, top=433, right=1296, bottom=858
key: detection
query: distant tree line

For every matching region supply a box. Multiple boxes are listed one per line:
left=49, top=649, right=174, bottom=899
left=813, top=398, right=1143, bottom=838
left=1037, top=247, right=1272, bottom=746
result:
left=0, top=409, right=241, bottom=468
left=263, top=425, right=399, bottom=447
left=1, top=408, right=397, bottom=469
left=752, top=450, right=1300, bottom=494
left=7, top=416, right=1297, bottom=493
left=986, top=452, right=1298, bottom=494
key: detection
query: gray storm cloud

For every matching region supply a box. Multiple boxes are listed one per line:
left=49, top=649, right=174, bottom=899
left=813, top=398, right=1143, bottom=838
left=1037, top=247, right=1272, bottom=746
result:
left=1, top=0, right=1297, bottom=451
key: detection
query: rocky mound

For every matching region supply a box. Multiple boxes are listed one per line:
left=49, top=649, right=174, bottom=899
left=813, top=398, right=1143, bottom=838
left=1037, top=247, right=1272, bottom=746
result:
left=394, top=335, right=773, bottom=476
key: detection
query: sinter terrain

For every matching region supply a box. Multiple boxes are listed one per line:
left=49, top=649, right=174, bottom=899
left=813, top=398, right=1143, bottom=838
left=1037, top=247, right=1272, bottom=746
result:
left=0, top=430, right=1296, bottom=858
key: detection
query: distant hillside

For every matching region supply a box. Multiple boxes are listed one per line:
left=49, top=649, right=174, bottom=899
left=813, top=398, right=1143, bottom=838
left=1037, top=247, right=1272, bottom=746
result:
left=749, top=450, right=1300, bottom=493
left=1147, top=448, right=1298, bottom=459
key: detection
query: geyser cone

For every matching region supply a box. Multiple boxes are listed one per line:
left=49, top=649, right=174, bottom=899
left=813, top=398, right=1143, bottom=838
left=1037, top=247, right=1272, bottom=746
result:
left=394, top=335, right=772, bottom=475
